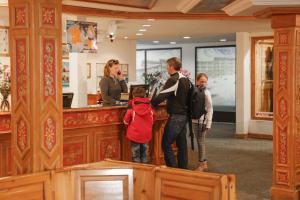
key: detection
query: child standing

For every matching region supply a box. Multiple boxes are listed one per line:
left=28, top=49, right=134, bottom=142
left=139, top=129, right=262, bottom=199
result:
left=192, top=73, right=213, bottom=171
left=124, top=87, right=154, bottom=163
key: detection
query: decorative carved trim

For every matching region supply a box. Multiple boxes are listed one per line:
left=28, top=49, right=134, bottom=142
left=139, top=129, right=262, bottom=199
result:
left=63, top=109, right=125, bottom=128
left=42, top=38, right=56, bottom=102
left=98, top=138, right=120, bottom=161
left=278, top=126, right=288, bottom=165
left=41, top=7, right=56, bottom=26
left=16, top=38, right=28, bottom=104
left=278, top=97, right=288, bottom=120
left=15, top=6, right=26, bottom=26
left=278, top=51, right=288, bottom=90
left=43, top=117, right=56, bottom=152
left=16, top=116, right=29, bottom=156
left=278, top=32, right=289, bottom=46
left=276, top=170, right=289, bottom=185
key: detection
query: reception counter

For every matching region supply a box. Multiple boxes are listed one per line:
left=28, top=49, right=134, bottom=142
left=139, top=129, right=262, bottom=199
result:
left=0, top=104, right=168, bottom=176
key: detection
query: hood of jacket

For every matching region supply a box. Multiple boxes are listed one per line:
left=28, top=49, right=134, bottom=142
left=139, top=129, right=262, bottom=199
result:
left=131, top=97, right=152, bottom=116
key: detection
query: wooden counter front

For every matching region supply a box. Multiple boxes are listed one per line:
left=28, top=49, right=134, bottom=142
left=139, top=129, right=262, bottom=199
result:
left=0, top=105, right=168, bottom=176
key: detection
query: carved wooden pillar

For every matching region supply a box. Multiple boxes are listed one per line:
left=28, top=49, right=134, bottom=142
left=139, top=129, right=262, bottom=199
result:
left=271, top=14, right=300, bottom=200
left=9, top=0, right=62, bottom=174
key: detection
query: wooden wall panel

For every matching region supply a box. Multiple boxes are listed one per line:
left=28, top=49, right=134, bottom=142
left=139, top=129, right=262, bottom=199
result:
left=0, top=171, right=52, bottom=200
left=9, top=0, right=63, bottom=175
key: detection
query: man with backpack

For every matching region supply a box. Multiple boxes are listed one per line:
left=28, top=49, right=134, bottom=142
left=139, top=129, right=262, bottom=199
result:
left=151, top=57, right=190, bottom=169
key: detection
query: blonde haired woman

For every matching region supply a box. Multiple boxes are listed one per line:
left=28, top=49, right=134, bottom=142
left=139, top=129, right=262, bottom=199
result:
left=99, top=59, right=128, bottom=105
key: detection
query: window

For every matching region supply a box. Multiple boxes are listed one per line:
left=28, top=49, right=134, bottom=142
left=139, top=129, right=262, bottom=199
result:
left=136, top=48, right=182, bottom=83
left=251, top=37, right=274, bottom=120
left=196, top=46, right=236, bottom=112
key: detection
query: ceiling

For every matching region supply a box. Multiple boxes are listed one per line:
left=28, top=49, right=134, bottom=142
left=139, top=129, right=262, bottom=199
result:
left=71, top=0, right=157, bottom=9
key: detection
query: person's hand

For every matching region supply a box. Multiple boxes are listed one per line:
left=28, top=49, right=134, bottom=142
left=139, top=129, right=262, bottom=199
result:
left=117, top=71, right=125, bottom=81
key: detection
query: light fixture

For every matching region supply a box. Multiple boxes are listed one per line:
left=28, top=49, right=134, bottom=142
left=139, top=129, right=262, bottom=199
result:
left=136, top=33, right=143, bottom=36
left=183, top=36, right=191, bottom=39
left=139, top=29, right=147, bottom=32
left=143, top=24, right=151, bottom=27
left=153, top=41, right=159, bottom=44
left=147, top=19, right=155, bottom=21
left=220, top=38, right=227, bottom=42
left=124, top=36, right=128, bottom=39
left=170, top=41, right=176, bottom=44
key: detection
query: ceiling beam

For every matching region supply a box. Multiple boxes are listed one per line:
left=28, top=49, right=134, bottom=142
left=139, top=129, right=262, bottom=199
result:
left=254, top=7, right=300, bottom=18
left=62, top=5, right=256, bottom=20
left=176, top=0, right=203, bottom=13
left=71, top=0, right=158, bottom=9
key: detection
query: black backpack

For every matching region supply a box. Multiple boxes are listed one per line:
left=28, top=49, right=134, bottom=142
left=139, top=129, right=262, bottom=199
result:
left=189, top=82, right=207, bottom=120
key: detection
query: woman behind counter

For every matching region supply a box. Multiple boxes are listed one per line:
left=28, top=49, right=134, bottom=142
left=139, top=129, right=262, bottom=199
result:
left=100, top=59, right=128, bottom=105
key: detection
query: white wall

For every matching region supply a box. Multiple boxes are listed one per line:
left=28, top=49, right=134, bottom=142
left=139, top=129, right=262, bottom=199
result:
left=63, top=39, right=136, bottom=107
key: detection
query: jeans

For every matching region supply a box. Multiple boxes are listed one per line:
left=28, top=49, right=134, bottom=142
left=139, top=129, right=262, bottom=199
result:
left=131, top=141, right=149, bottom=163
left=162, top=114, right=188, bottom=169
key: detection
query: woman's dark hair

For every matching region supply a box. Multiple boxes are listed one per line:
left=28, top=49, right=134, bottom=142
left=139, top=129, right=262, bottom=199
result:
left=166, top=57, right=182, bottom=71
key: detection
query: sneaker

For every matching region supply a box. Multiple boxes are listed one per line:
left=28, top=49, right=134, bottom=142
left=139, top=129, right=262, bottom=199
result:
left=195, top=160, right=208, bottom=172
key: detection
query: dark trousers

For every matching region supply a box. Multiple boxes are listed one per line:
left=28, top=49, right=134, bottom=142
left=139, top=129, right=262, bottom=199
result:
left=162, top=114, right=188, bottom=169
left=131, top=141, right=149, bottom=163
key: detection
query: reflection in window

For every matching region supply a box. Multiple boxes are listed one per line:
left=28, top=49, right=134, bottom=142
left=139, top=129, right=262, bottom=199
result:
left=251, top=37, right=274, bottom=119
left=196, top=46, right=236, bottom=112
left=136, top=48, right=182, bottom=83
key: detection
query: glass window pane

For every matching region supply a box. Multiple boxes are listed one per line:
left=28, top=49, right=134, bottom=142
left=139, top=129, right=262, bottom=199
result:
left=146, top=49, right=181, bottom=74
left=196, top=46, right=236, bottom=112
left=136, top=50, right=145, bottom=83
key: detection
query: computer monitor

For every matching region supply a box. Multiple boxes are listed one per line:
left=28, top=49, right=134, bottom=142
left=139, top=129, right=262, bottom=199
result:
left=129, top=84, right=150, bottom=99
left=63, top=93, right=73, bottom=108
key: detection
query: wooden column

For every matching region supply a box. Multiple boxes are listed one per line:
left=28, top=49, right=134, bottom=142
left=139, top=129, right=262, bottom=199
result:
left=9, top=0, right=62, bottom=174
left=271, top=14, right=300, bottom=200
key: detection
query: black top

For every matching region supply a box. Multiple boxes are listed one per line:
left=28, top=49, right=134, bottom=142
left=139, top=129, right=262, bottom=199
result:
left=100, top=76, right=128, bottom=106
left=151, top=72, right=190, bottom=115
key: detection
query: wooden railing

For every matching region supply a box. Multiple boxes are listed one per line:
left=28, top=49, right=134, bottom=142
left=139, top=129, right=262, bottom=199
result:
left=0, top=160, right=236, bottom=200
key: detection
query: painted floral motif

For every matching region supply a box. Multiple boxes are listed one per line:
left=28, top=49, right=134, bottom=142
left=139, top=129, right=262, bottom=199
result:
left=42, top=7, right=55, bottom=25
left=278, top=127, right=288, bottom=165
left=279, top=52, right=288, bottom=90
left=43, top=39, right=56, bottom=101
left=17, top=118, right=28, bottom=152
left=16, top=39, right=27, bottom=103
left=15, top=7, right=26, bottom=26
left=44, top=117, right=56, bottom=152
left=64, top=109, right=124, bottom=128
left=100, top=139, right=120, bottom=160
left=63, top=142, right=84, bottom=166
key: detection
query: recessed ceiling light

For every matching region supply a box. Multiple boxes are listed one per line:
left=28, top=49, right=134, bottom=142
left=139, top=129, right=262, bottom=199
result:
left=136, top=33, right=143, bottom=36
left=183, top=36, right=191, bottom=39
left=124, top=36, right=128, bottom=39
left=139, top=29, right=147, bottom=32
left=153, top=41, right=159, bottom=43
left=170, top=42, right=176, bottom=44
left=143, top=24, right=151, bottom=27
left=220, top=38, right=227, bottom=42
left=148, top=19, right=155, bottom=21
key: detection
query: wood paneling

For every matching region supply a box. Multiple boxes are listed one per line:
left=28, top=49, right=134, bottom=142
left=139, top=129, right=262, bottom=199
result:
left=62, top=5, right=256, bottom=20
left=9, top=0, right=63, bottom=175
left=270, top=14, right=300, bottom=200
left=0, top=171, right=52, bottom=200
left=154, top=167, right=231, bottom=200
